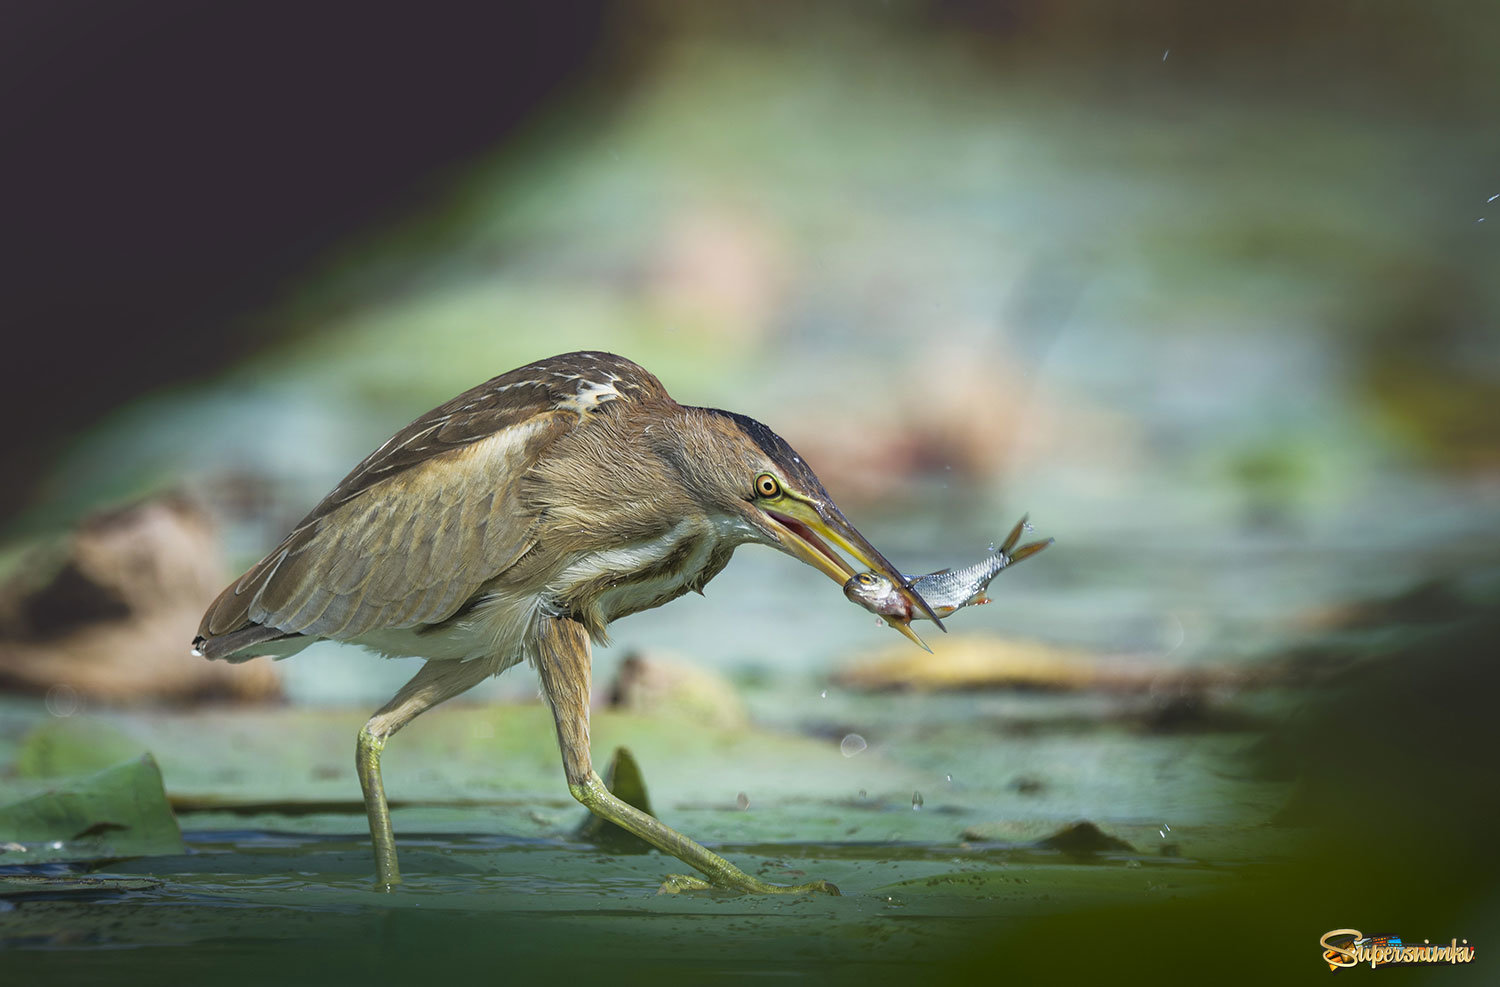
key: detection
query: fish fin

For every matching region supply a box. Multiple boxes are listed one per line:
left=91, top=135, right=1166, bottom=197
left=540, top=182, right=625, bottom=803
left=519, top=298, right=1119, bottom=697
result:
left=997, top=514, right=1028, bottom=556
left=1008, top=537, right=1054, bottom=564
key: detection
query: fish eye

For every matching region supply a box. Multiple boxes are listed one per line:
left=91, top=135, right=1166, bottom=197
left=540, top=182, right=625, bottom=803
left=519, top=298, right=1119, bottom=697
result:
left=755, top=473, right=781, bottom=498
left=856, top=573, right=876, bottom=585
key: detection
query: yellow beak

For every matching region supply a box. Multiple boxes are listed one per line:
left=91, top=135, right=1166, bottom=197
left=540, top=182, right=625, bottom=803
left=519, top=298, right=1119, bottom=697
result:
left=763, top=499, right=943, bottom=652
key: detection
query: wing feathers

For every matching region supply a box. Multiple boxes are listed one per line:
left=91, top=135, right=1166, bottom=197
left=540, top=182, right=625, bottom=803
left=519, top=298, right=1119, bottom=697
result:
left=196, top=352, right=671, bottom=658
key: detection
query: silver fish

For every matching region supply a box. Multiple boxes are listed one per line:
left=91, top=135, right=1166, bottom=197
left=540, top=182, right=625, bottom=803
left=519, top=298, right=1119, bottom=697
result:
left=843, top=514, right=1052, bottom=623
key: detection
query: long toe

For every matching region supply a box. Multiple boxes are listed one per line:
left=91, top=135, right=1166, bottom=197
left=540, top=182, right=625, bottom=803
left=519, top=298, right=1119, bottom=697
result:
left=658, top=874, right=715, bottom=894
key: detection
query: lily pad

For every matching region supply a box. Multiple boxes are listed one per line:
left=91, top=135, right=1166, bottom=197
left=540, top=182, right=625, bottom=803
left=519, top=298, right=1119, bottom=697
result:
left=576, top=746, right=656, bottom=853
left=0, top=754, right=184, bottom=863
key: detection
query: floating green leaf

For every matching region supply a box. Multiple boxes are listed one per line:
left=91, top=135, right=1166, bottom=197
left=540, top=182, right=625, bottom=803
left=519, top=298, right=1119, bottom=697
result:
left=0, top=754, right=184, bottom=863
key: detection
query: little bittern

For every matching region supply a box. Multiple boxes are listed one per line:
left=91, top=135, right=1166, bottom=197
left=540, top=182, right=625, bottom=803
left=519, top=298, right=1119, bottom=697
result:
left=194, top=351, right=938, bottom=894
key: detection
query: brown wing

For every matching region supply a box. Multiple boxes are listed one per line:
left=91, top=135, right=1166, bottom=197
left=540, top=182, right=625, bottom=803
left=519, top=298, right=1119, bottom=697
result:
left=195, top=351, right=668, bottom=657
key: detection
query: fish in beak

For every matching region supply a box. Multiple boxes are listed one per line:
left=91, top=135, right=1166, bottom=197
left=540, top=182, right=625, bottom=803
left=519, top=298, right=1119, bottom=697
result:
left=762, top=498, right=943, bottom=652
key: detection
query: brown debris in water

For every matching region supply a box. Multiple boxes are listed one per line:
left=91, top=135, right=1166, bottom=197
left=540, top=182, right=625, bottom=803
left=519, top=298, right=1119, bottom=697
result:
left=0, top=493, right=280, bottom=705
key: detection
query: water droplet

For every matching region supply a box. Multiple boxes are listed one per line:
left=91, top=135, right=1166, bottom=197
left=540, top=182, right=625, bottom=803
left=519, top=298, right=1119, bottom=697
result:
left=911, top=791, right=924, bottom=810
left=736, top=792, right=750, bottom=810
left=945, top=774, right=953, bottom=783
left=1478, top=217, right=1488, bottom=224
left=874, top=618, right=885, bottom=627
left=45, top=684, right=80, bottom=718
left=857, top=788, right=867, bottom=799
left=189, top=647, right=204, bottom=658
left=987, top=542, right=996, bottom=553
left=820, top=689, right=827, bottom=699
left=48, top=841, right=64, bottom=850
left=1022, top=520, right=1035, bottom=533
left=840, top=734, right=868, bottom=757
left=1163, top=823, right=1171, bottom=832
left=1489, top=193, right=1499, bottom=203
left=1161, top=48, right=1170, bottom=61
left=1159, top=830, right=1166, bottom=838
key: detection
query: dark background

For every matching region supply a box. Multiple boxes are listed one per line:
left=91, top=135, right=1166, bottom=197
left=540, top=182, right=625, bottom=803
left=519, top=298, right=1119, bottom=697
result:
left=3, top=1, right=612, bottom=518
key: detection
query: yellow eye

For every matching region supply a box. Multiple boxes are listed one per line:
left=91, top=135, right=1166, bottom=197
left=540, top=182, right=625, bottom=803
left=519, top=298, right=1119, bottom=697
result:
left=755, top=473, right=781, bottom=498
left=857, top=573, right=876, bottom=585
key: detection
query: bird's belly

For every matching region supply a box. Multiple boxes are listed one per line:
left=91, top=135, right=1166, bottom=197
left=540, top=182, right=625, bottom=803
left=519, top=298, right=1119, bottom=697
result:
left=349, top=589, right=541, bottom=670
left=352, top=621, right=500, bottom=662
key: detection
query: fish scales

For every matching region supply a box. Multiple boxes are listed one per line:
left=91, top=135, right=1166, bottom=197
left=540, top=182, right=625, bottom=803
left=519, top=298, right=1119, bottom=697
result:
left=842, top=513, right=1052, bottom=624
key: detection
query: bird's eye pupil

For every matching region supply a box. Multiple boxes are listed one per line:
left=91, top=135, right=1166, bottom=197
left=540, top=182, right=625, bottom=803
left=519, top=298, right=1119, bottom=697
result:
left=756, top=474, right=780, bottom=497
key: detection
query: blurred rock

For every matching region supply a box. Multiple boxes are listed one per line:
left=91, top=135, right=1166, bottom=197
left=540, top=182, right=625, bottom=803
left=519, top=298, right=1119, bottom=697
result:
left=605, top=650, right=748, bottom=729
left=0, top=493, right=280, bottom=705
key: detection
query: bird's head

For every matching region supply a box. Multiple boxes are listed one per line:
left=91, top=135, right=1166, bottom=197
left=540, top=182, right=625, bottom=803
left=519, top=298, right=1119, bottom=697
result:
left=660, top=407, right=943, bottom=649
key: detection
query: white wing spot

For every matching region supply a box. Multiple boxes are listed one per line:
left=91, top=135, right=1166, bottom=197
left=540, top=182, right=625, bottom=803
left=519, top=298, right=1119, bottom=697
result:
left=557, top=378, right=621, bottom=416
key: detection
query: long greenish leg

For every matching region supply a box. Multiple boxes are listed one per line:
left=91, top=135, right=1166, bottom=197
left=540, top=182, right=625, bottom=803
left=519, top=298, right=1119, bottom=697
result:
left=533, top=616, right=839, bottom=896
left=356, top=658, right=495, bottom=891
left=570, top=773, right=837, bottom=894
left=356, top=726, right=398, bottom=888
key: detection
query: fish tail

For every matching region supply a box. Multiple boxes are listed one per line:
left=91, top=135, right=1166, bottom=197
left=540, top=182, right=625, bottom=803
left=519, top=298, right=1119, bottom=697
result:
left=1007, top=537, right=1054, bottom=565
left=997, top=513, right=1028, bottom=557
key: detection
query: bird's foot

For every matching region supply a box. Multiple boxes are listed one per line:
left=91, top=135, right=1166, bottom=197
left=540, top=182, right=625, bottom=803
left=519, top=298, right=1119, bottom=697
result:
left=657, top=873, right=840, bottom=896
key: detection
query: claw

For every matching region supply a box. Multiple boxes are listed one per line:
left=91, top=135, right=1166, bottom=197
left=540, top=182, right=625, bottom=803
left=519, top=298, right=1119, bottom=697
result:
left=658, top=874, right=715, bottom=894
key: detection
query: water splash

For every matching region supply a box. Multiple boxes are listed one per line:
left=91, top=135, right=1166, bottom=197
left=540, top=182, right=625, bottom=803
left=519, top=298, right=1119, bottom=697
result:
left=45, top=684, right=80, bottom=718
left=911, top=791, right=924, bottom=810
left=736, top=792, right=750, bottom=810
left=840, top=734, right=868, bottom=757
